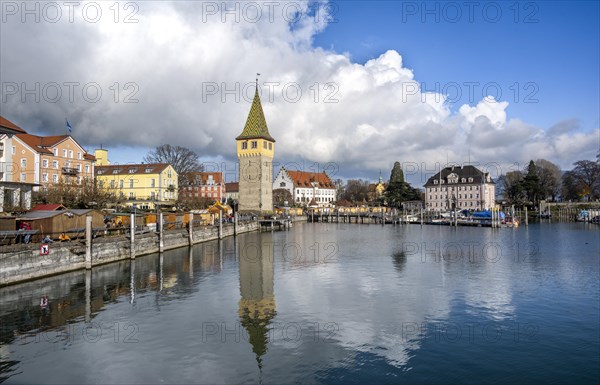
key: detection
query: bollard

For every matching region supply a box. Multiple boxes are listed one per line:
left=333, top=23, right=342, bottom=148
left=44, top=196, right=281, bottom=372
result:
left=159, top=212, right=164, bottom=253
left=130, top=213, right=136, bottom=259
left=85, top=215, right=92, bottom=269
left=188, top=213, right=194, bottom=246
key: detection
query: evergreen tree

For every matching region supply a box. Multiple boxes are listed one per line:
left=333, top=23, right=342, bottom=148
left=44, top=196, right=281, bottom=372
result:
left=384, top=161, right=420, bottom=208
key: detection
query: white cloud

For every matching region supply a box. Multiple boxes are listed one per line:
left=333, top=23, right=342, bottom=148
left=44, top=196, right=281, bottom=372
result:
left=1, top=0, right=597, bottom=180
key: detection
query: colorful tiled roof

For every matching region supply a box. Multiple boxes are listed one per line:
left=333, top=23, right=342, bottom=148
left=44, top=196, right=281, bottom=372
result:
left=0, top=116, right=27, bottom=134
left=95, top=163, right=172, bottom=176
left=286, top=170, right=335, bottom=189
left=236, top=88, right=275, bottom=142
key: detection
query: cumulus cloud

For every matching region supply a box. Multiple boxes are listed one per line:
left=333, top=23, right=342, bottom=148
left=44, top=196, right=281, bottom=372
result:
left=1, top=1, right=597, bottom=182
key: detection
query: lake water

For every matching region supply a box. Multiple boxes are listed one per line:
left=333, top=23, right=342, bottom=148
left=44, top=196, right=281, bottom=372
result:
left=1, top=222, right=599, bottom=384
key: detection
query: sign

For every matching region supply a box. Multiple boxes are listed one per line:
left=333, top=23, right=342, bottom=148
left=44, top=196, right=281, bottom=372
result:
left=40, top=244, right=50, bottom=255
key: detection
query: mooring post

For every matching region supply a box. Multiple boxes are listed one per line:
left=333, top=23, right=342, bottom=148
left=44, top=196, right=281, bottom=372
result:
left=218, top=210, right=223, bottom=239
left=85, top=215, right=92, bottom=269
left=85, top=269, right=91, bottom=323
left=159, top=212, right=164, bottom=252
left=188, top=213, right=194, bottom=246
left=130, top=213, right=136, bottom=259
left=234, top=212, right=238, bottom=236
left=525, top=207, right=529, bottom=226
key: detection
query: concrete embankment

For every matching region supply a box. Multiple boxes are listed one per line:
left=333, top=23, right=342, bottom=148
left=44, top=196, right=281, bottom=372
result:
left=0, top=222, right=259, bottom=287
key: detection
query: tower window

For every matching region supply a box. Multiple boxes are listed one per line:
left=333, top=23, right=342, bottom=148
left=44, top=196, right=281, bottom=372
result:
left=269, top=143, right=272, bottom=150
left=263, top=141, right=267, bottom=149
left=251, top=141, right=257, bottom=149
left=242, top=142, right=248, bottom=149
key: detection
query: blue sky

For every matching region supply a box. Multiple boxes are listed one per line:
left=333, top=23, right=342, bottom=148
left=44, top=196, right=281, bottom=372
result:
left=2, top=0, right=599, bottom=182
left=313, top=1, right=600, bottom=132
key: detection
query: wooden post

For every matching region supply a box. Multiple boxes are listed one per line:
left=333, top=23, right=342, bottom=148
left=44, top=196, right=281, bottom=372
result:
left=188, top=213, right=194, bottom=246
left=234, top=212, right=238, bottom=236
left=159, top=212, right=164, bottom=253
left=85, top=215, right=92, bottom=269
left=130, top=213, right=136, bottom=259
left=218, top=210, right=223, bottom=239
left=85, top=269, right=91, bottom=323
left=525, top=207, right=528, bottom=226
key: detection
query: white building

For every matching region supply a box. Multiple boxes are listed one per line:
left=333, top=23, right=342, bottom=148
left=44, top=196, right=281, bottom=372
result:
left=424, top=165, right=496, bottom=211
left=273, top=168, right=336, bottom=207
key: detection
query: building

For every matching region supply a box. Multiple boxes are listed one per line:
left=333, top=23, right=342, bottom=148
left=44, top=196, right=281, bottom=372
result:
left=236, top=85, right=275, bottom=214
left=8, top=133, right=96, bottom=189
left=180, top=172, right=225, bottom=202
left=0, top=116, right=37, bottom=212
left=367, top=172, right=386, bottom=201
left=94, top=150, right=178, bottom=209
left=424, top=165, right=496, bottom=211
left=225, top=182, right=239, bottom=202
left=273, top=168, right=336, bottom=207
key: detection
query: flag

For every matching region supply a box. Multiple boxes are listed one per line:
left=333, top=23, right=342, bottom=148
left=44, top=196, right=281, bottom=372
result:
left=66, top=119, right=72, bottom=133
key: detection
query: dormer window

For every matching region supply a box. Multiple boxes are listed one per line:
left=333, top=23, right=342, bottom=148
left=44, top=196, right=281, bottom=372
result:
left=468, top=177, right=473, bottom=183
left=129, top=168, right=137, bottom=173
left=113, top=169, right=120, bottom=174
left=462, top=178, right=466, bottom=183
left=145, top=168, right=152, bottom=173
left=434, top=180, right=438, bottom=185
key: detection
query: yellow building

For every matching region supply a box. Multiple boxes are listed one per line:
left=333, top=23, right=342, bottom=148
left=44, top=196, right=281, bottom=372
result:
left=94, top=149, right=177, bottom=209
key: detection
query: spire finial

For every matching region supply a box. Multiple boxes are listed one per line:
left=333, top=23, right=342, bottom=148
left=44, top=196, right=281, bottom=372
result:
left=256, top=73, right=260, bottom=88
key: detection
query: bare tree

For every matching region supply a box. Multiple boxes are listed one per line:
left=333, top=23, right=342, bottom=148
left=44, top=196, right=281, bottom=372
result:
left=535, top=159, right=562, bottom=201
left=143, top=144, right=203, bottom=176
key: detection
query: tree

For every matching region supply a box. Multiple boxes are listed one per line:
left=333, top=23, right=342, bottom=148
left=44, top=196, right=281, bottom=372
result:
left=384, top=161, right=420, bottom=208
left=570, top=160, right=600, bottom=201
left=501, top=170, right=527, bottom=206
left=143, top=144, right=203, bottom=177
left=561, top=171, right=580, bottom=201
left=34, top=178, right=116, bottom=209
left=340, top=179, right=370, bottom=203
left=535, top=159, right=562, bottom=201
left=273, top=188, right=293, bottom=207
left=521, top=160, right=542, bottom=207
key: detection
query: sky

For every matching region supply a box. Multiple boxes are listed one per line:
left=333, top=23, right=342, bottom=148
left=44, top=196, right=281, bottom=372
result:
left=1, top=0, right=599, bottom=185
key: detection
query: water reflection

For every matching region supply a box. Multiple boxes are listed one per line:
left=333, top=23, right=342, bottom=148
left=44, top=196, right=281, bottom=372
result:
left=238, top=239, right=276, bottom=377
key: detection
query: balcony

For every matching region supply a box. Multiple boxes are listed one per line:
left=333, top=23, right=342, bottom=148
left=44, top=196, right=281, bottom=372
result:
left=61, top=167, right=79, bottom=176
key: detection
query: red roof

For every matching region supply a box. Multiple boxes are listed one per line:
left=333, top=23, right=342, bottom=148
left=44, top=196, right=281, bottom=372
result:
left=31, top=204, right=66, bottom=211
left=0, top=116, right=27, bottom=134
left=286, top=170, right=335, bottom=188
left=16, top=134, right=70, bottom=154
left=225, top=182, right=239, bottom=192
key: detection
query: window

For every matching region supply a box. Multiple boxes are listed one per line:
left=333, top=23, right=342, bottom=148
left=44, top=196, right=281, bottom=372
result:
left=69, top=150, right=73, bottom=158
left=151, top=179, right=155, bottom=188
left=151, top=192, right=156, bottom=200
left=263, top=141, right=267, bottom=149
left=20, top=158, right=26, bottom=168
left=12, top=146, right=16, bottom=155
left=53, top=160, right=58, bottom=169
left=269, top=143, right=272, bottom=150
left=85, top=165, right=90, bottom=173
left=280, top=182, right=286, bottom=187
left=63, top=149, right=67, bottom=157
left=468, top=177, right=473, bottom=183
left=110, top=180, right=116, bottom=188
left=434, top=180, right=438, bottom=185
left=241, top=142, right=248, bottom=149
left=119, top=180, right=124, bottom=188
left=145, top=168, right=152, bottom=173
left=53, top=148, right=57, bottom=156
left=129, top=192, right=134, bottom=198
left=53, top=174, right=58, bottom=183
left=78, top=152, right=82, bottom=160
left=42, top=159, right=48, bottom=168
left=129, top=168, right=137, bottom=173
left=113, top=170, right=119, bottom=174
left=42, top=173, right=48, bottom=182
left=77, top=164, right=82, bottom=171
left=251, top=141, right=257, bottom=149
left=77, top=176, right=81, bottom=184
left=129, top=180, right=134, bottom=188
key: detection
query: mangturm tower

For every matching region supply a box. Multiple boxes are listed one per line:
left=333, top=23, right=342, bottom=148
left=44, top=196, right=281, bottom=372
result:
left=236, top=77, right=275, bottom=214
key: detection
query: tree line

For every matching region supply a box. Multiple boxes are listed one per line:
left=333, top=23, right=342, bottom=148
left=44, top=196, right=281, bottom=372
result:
left=499, top=154, right=600, bottom=207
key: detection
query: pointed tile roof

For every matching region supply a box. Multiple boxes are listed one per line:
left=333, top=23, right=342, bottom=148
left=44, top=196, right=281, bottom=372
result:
left=236, top=88, right=275, bottom=142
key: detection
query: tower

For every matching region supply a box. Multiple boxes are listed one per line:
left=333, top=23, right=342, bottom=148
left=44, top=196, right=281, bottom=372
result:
left=236, top=81, right=275, bottom=214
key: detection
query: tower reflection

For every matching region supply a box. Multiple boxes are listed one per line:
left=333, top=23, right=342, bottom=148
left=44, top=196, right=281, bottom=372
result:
left=238, top=238, right=276, bottom=372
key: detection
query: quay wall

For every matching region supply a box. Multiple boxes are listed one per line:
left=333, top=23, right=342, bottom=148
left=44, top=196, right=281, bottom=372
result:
left=0, top=222, right=259, bottom=286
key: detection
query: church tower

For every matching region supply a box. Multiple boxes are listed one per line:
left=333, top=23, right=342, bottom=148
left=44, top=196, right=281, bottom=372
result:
left=236, top=81, right=275, bottom=214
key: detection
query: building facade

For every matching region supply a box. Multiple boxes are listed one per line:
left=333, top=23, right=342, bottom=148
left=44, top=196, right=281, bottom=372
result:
left=95, top=151, right=178, bottom=209
left=225, top=182, right=239, bottom=202
left=7, top=134, right=95, bottom=190
left=236, top=87, right=275, bottom=213
left=273, top=168, right=336, bottom=207
left=180, top=172, right=225, bottom=202
left=424, top=165, right=496, bottom=211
